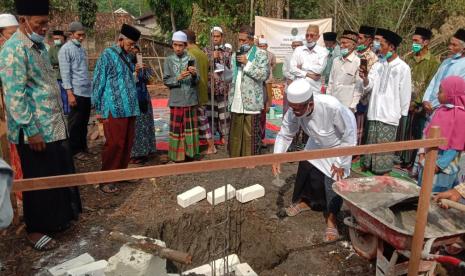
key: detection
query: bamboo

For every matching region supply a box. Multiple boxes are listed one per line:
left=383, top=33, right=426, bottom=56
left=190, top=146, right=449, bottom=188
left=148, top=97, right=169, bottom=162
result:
left=407, top=126, right=441, bottom=276
left=13, top=137, right=445, bottom=192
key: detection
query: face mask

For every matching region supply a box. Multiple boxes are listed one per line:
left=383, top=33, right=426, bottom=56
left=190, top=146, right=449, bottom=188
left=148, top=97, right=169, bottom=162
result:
left=412, top=43, right=422, bottom=53
left=379, top=51, right=393, bottom=61
left=373, top=40, right=381, bottom=52
left=25, top=19, right=45, bottom=44
left=453, top=52, right=463, bottom=59
left=240, top=44, right=251, bottom=53
left=72, top=39, right=81, bottom=46
left=340, top=48, right=350, bottom=57
left=326, top=47, right=334, bottom=53
left=356, top=44, right=367, bottom=52
left=54, top=40, right=62, bottom=46
left=306, top=41, right=316, bottom=49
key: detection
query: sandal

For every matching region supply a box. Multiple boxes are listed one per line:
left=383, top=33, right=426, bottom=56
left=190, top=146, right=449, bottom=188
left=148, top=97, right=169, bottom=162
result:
left=324, top=227, right=340, bottom=243
left=99, top=183, right=119, bottom=194
left=285, top=203, right=311, bottom=217
left=28, top=234, right=58, bottom=251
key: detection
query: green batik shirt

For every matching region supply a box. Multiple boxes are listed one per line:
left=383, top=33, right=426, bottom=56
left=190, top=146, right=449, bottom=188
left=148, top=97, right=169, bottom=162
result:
left=0, top=31, right=67, bottom=144
left=405, top=51, right=440, bottom=106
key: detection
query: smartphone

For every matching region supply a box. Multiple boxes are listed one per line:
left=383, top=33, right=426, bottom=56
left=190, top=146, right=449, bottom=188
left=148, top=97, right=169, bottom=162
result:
left=136, top=53, right=143, bottom=65
left=187, top=60, right=195, bottom=68
left=360, top=58, right=368, bottom=72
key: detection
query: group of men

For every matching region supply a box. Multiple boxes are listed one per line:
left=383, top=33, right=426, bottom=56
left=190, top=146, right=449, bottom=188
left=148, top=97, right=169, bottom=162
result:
left=274, top=23, right=465, bottom=241
left=1, top=0, right=465, bottom=251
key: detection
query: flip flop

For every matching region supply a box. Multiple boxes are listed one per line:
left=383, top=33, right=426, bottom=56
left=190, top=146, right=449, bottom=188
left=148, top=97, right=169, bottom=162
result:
left=99, top=183, right=119, bottom=194
left=324, top=227, right=340, bottom=243
left=285, top=203, right=311, bottom=217
left=28, top=234, right=58, bottom=251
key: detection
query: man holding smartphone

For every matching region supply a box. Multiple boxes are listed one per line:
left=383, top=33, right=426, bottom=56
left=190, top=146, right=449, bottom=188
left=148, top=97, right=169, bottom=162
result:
left=163, top=31, right=200, bottom=162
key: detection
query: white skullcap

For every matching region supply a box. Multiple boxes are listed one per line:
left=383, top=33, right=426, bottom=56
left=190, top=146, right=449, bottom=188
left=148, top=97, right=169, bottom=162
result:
left=258, top=38, right=268, bottom=45
left=287, top=79, right=313, bottom=103
left=172, top=31, right=187, bottom=43
left=0, top=14, right=18, bottom=28
left=292, top=35, right=305, bottom=43
left=211, top=26, right=223, bottom=34
left=224, top=43, right=232, bottom=49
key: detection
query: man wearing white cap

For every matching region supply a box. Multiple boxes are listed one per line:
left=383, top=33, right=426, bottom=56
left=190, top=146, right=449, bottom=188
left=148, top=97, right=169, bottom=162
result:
left=0, top=14, right=18, bottom=47
left=204, top=26, right=232, bottom=145
left=272, top=78, right=356, bottom=242
left=163, top=31, right=200, bottom=162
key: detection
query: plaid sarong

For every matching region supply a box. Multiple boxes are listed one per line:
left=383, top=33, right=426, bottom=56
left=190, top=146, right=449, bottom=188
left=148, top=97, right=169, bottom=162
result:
left=206, top=94, right=230, bottom=139
left=169, top=107, right=200, bottom=162
left=361, top=120, right=398, bottom=175
left=197, top=106, right=212, bottom=141
left=228, top=113, right=261, bottom=157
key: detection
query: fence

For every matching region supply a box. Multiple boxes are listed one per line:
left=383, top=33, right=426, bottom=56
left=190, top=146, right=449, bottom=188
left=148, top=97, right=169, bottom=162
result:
left=12, top=127, right=445, bottom=276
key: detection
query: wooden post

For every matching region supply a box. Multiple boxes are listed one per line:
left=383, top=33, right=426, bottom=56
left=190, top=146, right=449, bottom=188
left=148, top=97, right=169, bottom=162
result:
left=407, top=126, right=440, bottom=276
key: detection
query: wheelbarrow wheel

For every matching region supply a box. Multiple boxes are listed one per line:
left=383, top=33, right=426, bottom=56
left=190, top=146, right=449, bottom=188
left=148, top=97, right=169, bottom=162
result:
left=346, top=217, right=378, bottom=260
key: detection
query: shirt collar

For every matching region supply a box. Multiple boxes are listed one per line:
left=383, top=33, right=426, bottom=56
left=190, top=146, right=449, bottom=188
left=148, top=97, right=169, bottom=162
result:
left=16, top=30, right=34, bottom=49
left=342, top=51, right=356, bottom=62
left=413, top=51, right=431, bottom=63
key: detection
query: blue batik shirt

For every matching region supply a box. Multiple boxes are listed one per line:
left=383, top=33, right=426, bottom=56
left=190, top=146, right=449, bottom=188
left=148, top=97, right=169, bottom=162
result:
left=92, top=45, right=140, bottom=119
left=0, top=31, right=67, bottom=144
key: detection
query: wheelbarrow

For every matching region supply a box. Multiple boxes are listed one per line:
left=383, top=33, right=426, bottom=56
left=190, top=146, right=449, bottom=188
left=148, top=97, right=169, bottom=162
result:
left=333, top=176, right=465, bottom=275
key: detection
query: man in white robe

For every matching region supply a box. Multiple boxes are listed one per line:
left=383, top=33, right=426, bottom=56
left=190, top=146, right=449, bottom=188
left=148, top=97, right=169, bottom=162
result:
left=272, top=79, right=357, bottom=242
left=359, top=28, right=412, bottom=175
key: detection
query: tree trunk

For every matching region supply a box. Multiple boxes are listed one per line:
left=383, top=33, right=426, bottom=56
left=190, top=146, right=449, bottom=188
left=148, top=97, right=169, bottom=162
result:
left=170, top=5, right=176, bottom=32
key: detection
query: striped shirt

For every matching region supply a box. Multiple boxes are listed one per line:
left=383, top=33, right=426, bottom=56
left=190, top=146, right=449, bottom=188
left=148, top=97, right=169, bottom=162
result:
left=58, top=41, right=92, bottom=97
left=92, top=45, right=139, bottom=119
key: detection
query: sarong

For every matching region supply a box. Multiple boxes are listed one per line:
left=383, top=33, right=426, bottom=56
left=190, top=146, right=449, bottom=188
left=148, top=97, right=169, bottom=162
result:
left=228, top=113, right=261, bottom=157
left=361, top=120, right=398, bottom=174
left=197, top=106, right=212, bottom=143
left=293, top=161, right=342, bottom=215
left=16, top=132, right=81, bottom=234
left=169, top=107, right=199, bottom=162
left=131, top=99, right=156, bottom=158
left=206, top=94, right=230, bottom=139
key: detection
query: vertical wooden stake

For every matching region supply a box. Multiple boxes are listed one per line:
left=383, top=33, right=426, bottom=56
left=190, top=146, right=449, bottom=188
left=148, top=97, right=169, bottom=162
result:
left=407, top=126, right=441, bottom=276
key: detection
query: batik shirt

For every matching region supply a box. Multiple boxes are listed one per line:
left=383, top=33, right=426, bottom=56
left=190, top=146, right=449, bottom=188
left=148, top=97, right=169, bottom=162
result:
left=0, top=31, right=67, bottom=144
left=204, top=47, right=231, bottom=96
left=455, top=182, right=465, bottom=198
left=92, top=45, right=140, bottom=119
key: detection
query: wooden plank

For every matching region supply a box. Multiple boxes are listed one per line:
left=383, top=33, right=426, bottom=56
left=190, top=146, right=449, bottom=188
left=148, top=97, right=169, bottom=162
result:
left=407, top=127, right=440, bottom=276
left=12, top=138, right=446, bottom=192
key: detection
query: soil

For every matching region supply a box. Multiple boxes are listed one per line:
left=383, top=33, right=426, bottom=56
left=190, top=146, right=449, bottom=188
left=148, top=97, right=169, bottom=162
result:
left=0, top=86, right=461, bottom=276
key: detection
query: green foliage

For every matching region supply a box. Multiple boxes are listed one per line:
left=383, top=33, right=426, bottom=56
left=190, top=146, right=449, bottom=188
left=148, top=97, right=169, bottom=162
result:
left=78, top=0, right=98, bottom=30
left=0, top=0, right=15, bottom=13
left=146, top=0, right=193, bottom=33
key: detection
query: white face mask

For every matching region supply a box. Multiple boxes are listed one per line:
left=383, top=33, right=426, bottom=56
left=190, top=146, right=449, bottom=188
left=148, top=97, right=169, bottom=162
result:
left=306, top=41, right=316, bottom=49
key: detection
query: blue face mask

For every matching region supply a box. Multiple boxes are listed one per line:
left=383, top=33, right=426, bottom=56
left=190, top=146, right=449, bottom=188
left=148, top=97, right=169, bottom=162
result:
left=25, top=19, right=45, bottom=44
left=340, top=48, right=350, bottom=57
left=453, top=52, right=463, bottom=59
left=240, top=44, right=251, bottom=53
left=379, top=51, right=393, bottom=61
left=72, top=39, right=81, bottom=46
left=373, top=40, right=381, bottom=52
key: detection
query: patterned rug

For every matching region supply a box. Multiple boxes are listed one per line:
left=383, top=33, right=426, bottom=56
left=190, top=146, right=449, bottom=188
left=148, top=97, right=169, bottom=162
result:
left=351, top=160, right=417, bottom=183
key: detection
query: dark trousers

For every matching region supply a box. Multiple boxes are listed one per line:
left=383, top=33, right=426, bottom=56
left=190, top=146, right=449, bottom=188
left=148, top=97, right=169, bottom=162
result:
left=101, top=115, right=136, bottom=171
left=68, top=95, right=91, bottom=155
left=17, top=133, right=81, bottom=233
left=293, top=161, right=342, bottom=215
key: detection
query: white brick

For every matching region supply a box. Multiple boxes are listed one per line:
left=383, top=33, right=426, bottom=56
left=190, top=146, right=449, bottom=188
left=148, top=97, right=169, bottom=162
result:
left=49, top=253, right=95, bottom=276
left=66, top=260, right=107, bottom=276
left=207, top=184, right=236, bottom=205
left=211, top=254, right=241, bottom=275
left=177, top=186, right=206, bottom=208
left=236, top=184, right=265, bottom=203
left=182, top=264, right=212, bottom=275
left=235, top=263, right=258, bottom=276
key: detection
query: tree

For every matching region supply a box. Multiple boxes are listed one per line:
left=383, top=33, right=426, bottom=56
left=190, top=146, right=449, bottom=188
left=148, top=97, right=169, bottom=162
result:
left=147, top=0, right=193, bottom=33
left=77, top=0, right=98, bottom=30
left=0, top=0, right=14, bottom=13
